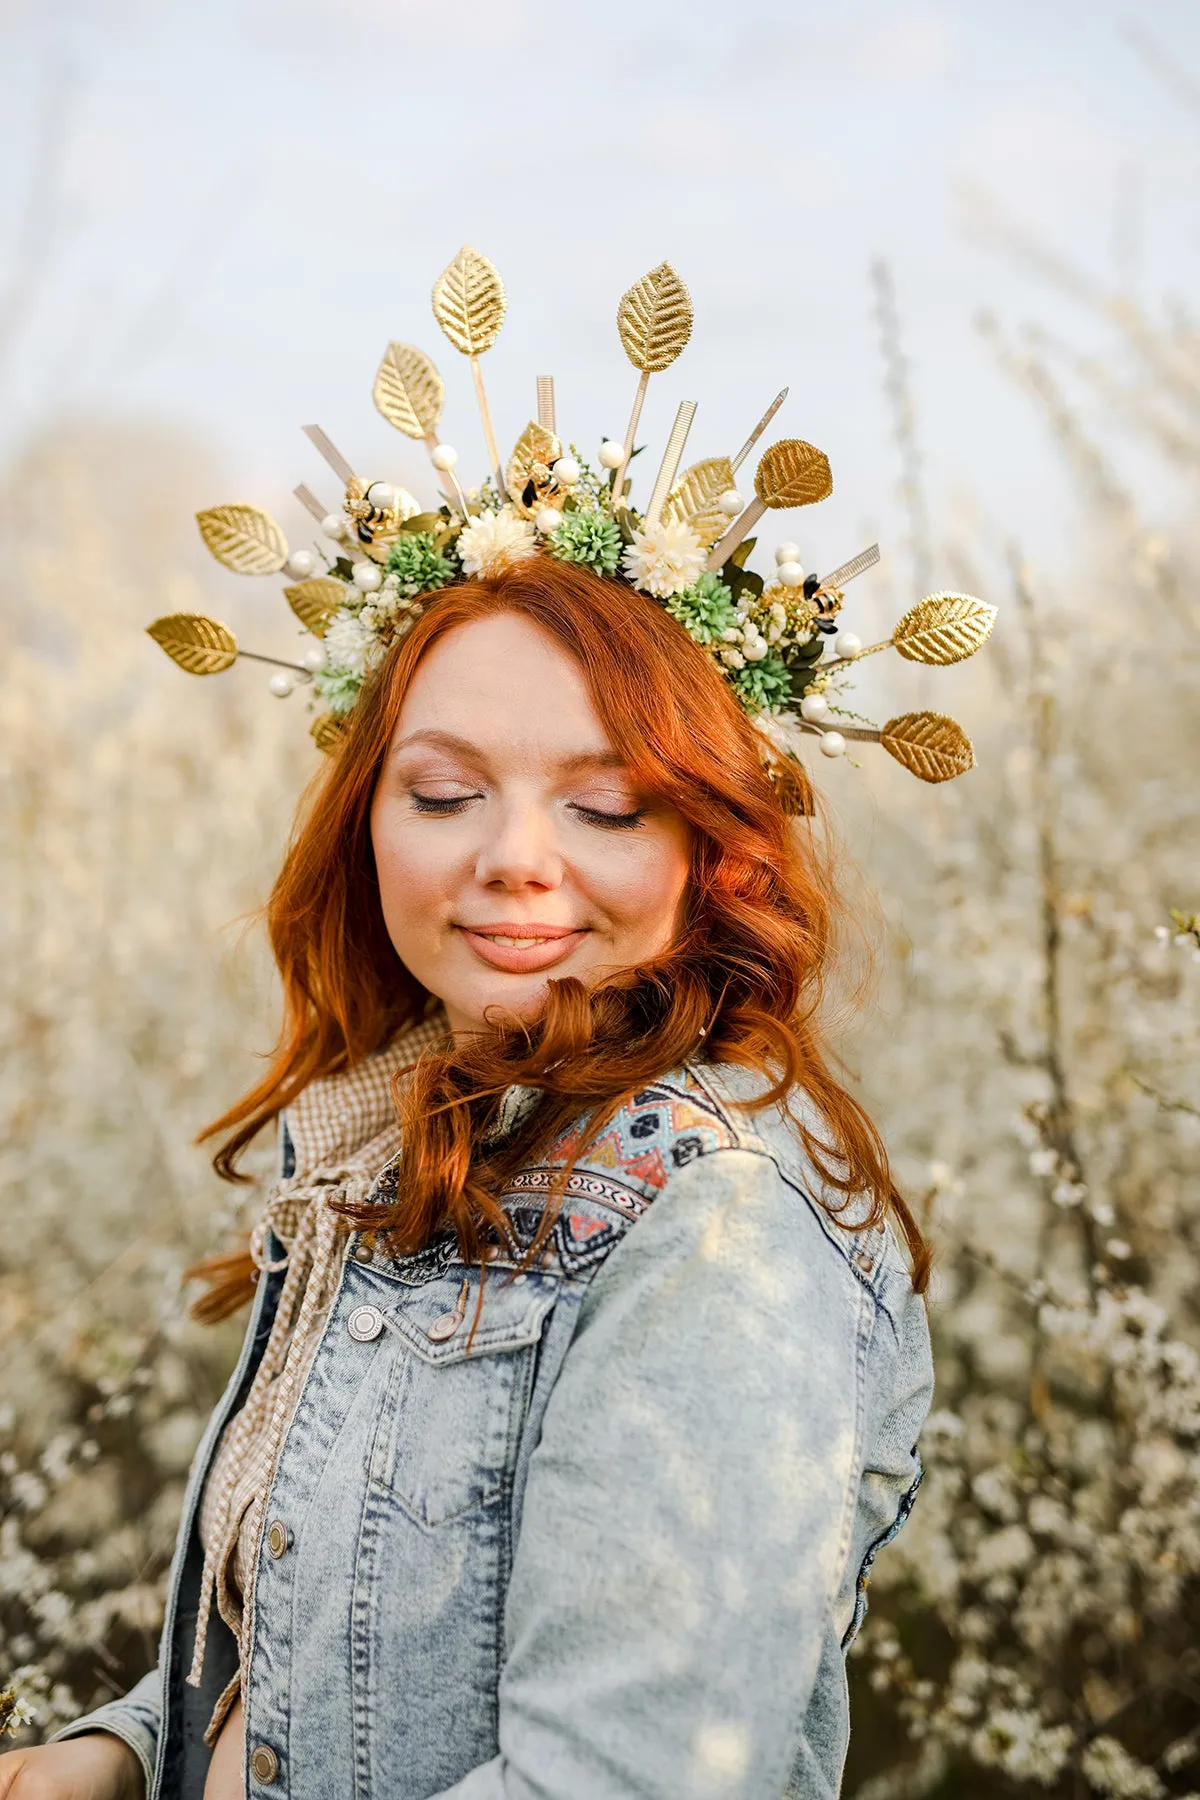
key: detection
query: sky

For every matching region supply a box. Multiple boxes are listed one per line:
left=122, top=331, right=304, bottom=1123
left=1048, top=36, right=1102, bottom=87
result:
left=2, top=0, right=1199, bottom=606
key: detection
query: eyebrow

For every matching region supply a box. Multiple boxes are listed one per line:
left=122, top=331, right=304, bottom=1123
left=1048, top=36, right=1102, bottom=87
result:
left=388, top=728, right=627, bottom=774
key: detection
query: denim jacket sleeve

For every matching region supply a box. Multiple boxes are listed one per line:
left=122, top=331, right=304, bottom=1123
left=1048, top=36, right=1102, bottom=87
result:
left=48, top=1664, right=160, bottom=1794
left=430, top=1142, right=884, bottom=1800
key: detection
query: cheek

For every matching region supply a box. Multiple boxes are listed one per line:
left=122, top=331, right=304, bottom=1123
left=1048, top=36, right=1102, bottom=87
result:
left=582, top=830, right=690, bottom=940
left=371, top=805, right=461, bottom=941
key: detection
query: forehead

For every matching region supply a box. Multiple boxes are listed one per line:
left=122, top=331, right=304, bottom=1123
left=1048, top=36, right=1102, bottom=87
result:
left=394, top=612, right=616, bottom=762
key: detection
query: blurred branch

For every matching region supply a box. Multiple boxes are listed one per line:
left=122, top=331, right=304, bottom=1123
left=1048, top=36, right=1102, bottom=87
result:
left=870, top=259, right=933, bottom=599
left=0, top=58, right=80, bottom=398
left=1121, top=20, right=1200, bottom=121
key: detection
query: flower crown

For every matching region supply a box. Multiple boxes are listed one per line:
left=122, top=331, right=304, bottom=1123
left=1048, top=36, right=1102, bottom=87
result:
left=148, top=248, right=995, bottom=809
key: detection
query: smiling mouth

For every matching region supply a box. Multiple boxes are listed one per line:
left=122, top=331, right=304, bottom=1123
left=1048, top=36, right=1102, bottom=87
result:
left=457, top=923, right=589, bottom=973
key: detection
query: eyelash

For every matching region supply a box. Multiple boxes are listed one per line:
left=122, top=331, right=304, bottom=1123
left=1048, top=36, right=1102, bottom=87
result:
left=409, top=794, right=646, bottom=831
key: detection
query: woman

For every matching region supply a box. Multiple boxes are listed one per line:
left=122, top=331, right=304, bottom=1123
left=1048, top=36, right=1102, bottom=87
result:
left=3, top=560, right=933, bottom=1800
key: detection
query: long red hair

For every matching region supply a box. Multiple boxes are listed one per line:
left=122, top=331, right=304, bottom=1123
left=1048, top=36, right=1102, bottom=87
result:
left=192, top=556, right=927, bottom=1320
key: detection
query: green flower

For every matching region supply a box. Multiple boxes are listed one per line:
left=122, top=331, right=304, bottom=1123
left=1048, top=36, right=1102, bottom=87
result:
left=386, top=532, right=457, bottom=597
left=312, top=665, right=364, bottom=715
left=548, top=507, right=623, bottom=576
left=665, top=572, right=738, bottom=645
left=731, top=651, right=792, bottom=713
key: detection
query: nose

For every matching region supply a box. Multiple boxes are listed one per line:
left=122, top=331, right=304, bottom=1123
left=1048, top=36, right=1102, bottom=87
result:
left=473, top=799, right=564, bottom=893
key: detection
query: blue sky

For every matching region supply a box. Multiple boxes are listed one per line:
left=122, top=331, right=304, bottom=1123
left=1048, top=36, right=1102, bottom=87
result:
left=2, top=0, right=1198, bottom=603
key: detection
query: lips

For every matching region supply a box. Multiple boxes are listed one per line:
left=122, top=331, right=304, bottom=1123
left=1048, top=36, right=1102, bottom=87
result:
left=457, top=922, right=589, bottom=974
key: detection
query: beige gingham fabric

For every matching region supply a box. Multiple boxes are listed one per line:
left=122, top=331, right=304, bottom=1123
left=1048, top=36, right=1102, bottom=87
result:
left=191, top=1008, right=448, bottom=1743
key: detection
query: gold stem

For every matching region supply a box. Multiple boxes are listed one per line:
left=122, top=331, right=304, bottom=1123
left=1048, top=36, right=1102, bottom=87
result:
left=293, top=484, right=329, bottom=526
left=537, top=376, right=556, bottom=436
left=644, top=400, right=696, bottom=529
left=705, top=496, right=765, bottom=572
left=731, top=387, right=789, bottom=473
left=422, top=435, right=457, bottom=508
left=471, top=356, right=504, bottom=492
left=237, top=650, right=312, bottom=676
left=818, top=638, right=894, bottom=675
left=609, top=369, right=650, bottom=513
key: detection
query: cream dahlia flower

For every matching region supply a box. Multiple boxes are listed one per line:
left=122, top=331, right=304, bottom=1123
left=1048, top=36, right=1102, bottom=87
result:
left=621, top=520, right=706, bottom=599
left=456, top=506, right=537, bottom=578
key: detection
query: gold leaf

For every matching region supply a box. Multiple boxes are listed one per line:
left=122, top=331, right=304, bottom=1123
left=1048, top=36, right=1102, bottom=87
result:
left=196, top=504, right=288, bottom=575
left=892, top=591, right=998, bottom=665
left=374, top=343, right=444, bottom=439
left=506, top=420, right=562, bottom=515
left=146, top=613, right=238, bottom=676
left=880, top=712, right=975, bottom=783
left=311, top=712, right=347, bottom=754
left=431, top=245, right=507, bottom=357
left=754, top=440, right=833, bottom=510
left=663, top=456, right=735, bottom=547
left=284, top=577, right=345, bottom=638
left=760, top=745, right=815, bottom=817
left=616, top=261, right=693, bottom=374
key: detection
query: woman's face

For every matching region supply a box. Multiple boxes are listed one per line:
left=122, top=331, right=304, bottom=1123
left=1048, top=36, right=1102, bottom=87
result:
left=370, top=612, right=692, bottom=1036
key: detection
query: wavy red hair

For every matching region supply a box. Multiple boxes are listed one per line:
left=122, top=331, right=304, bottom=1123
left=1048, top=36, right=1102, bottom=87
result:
left=192, top=556, right=927, bottom=1320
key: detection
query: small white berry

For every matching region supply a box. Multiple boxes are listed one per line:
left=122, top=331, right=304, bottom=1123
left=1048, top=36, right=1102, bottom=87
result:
left=819, top=730, right=847, bottom=758
left=835, top=631, right=862, bottom=659
left=718, top=489, right=744, bottom=517
left=322, top=514, right=348, bottom=541
left=552, top=456, right=580, bottom=487
left=744, top=639, right=769, bottom=662
left=598, top=440, right=625, bottom=469
left=301, top=645, right=326, bottom=673
left=535, top=506, right=562, bottom=536
left=800, top=693, right=830, bottom=723
left=285, top=549, right=315, bottom=580
left=268, top=672, right=294, bottom=697
left=775, top=542, right=801, bottom=566
left=431, top=443, right=458, bottom=471
left=366, top=481, right=395, bottom=511
left=777, top=560, right=805, bottom=588
left=352, top=561, right=382, bottom=592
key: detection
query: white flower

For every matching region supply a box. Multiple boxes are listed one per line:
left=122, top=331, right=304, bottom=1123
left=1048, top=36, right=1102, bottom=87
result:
left=621, top=519, right=706, bottom=598
left=456, top=506, right=537, bottom=578
left=322, top=611, right=373, bottom=677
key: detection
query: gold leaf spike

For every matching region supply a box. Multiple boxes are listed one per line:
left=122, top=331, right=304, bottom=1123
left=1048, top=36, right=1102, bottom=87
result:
left=196, top=504, right=288, bottom=574
left=754, top=440, right=833, bottom=510
left=374, top=343, right=445, bottom=439
left=284, top=577, right=345, bottom=638
left=880, top=712, right=976, bottom=783
left=431, top=245, right=507, bottom=357
left=146, top=613, right=238, bottom=676
left=311, top=712, right=347, bottom=755
left=506, top=420, right=563, bottom=515
left=892, top=592, right=998, bottom=665
left=663, top=456, right=736, bottom=547
left=616, top=261, right=693, bottom=373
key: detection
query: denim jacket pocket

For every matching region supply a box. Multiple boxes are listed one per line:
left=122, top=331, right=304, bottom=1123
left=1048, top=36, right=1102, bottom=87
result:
left=367, top=1264, right=560, bottom=1528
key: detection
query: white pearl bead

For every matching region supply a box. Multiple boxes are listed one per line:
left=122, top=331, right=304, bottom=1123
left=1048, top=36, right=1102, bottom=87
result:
left=366, top=481, right=395, bottom=511
left=819, top=730, right=847, bottom=758
left=835, top=631, right=862, bottom=659
left=284, top=550, right=315, bottom=579
left=352, top=561, right=382, bottom=592
left=745, top=639, right=769, bottom=662
left=775, top=542, right=800, bottom=566
left=322, top=514, right=348, bottom=541
left=552, top=456, right=580, bottom=487
left=268, top=672, right=294, bottom=697
left=535, top=506, right=561, bottom=535
left=718, top=489, right=744, bottom=517
left=800, top=693, right=830, bottom=722
left=598, top=440, right=625, bottom=469
left=776, top=560, right=804, bottom=587
left=431, top=443, right=458, bottom=471
left=301, top=645, right=326, bottom=673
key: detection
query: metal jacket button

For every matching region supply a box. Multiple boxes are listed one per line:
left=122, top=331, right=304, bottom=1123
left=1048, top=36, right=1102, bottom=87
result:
left=347, top=1304, right=384, bottom=1342
left=351, top=1241, right=374, bottom=1264
left=265, top=1519, right=291, bottom=1559
left=427, top=1311, right=462, bottom=1342
left=249, top=1744, right=280, bottom=1783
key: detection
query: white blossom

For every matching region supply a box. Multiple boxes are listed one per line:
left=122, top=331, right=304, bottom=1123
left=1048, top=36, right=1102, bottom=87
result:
left=621, top=519, right=706, bottom=598
left=455, top=506, right=536, bottom=578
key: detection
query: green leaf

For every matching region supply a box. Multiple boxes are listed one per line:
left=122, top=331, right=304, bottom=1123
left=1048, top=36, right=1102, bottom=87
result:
left=729, top=536, right=757, bottom=570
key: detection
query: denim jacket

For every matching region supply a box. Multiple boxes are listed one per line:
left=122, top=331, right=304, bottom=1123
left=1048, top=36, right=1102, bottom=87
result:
left=56, top=1061, right=932, bottom=1799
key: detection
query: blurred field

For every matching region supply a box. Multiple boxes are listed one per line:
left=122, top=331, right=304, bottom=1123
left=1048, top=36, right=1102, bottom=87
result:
left=2, top=269, right=1199, bottom=1795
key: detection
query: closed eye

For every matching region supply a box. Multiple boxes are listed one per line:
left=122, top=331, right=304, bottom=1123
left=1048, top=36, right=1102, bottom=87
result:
left=410, top=792, right=481, bottom=814
left=570, top=803, right=647, bottom=831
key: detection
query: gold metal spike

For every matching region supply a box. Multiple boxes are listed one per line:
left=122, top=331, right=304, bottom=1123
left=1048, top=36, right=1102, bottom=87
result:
left=663, top=455, right=736, bottom=547
left=311, top=712, right=347, bottom=754
left=815, top=543, right=881, bottom=596
left=731, top=387, right=789, bottom=473
left=284, top=578, right=345, bottom=638
left=146, top=614, right=239, bottom=675
left=506, top=421, right=563, bottom=517
left=374, top=343, right=444, bottom=441
left=880, top=712, right=976, bottom=782
left=892, top=592, right=998, bottom=666
left=616, top=261, right=693, bottom=373
left=432, top=245, right=507, bottom=357
left=644, top=401, right=697, bottom=529
left=294, top=484, right=330, bottom=526
left=536, top=376, right=556, bottom=435
left=754, top=439, right=834, bottom=510
left=302, top=426, right=357, bottom=487
left=196, top=505, right=288, bottom=576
